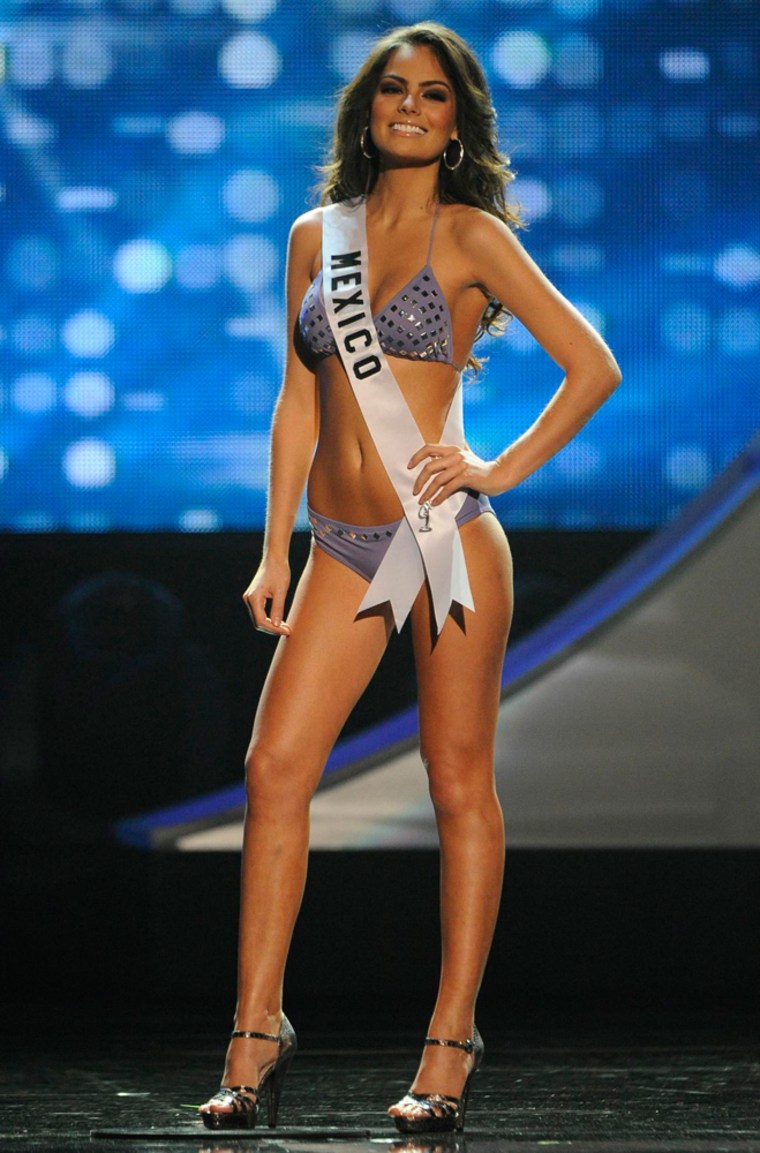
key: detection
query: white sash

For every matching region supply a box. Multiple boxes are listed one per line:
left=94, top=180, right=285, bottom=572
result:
left=321, top=199, right=474, bottom=634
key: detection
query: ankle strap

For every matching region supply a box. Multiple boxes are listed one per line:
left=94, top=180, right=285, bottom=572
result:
left=231, top=1028, right=280, bottom=1043
left=425, top=1035, right=475, bottom=1053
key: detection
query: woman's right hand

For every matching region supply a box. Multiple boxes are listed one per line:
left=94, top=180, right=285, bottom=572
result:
left=242, top=557, right=292, bottom=637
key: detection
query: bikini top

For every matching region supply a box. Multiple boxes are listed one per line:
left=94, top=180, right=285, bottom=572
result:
left=296, top=202, right=460, bottom=371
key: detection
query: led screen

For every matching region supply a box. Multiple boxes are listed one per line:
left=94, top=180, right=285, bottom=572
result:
left=1, top=0, right=758, bottom=531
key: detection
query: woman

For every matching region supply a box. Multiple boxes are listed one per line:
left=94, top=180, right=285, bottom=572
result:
left=199, top=21, right=621, bottom=1135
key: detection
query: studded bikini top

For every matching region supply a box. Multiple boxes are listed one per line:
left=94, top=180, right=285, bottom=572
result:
left=296, top=202, right=460, bottom=371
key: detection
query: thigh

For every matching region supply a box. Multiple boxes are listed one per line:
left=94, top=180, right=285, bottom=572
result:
left=250, top=544, right=394, bottom=787
left=411, top=513, right=513, bottom=766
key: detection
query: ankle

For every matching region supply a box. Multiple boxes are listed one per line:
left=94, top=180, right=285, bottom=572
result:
left=233, top=1006, right=283, bottom=1035
left=427, top=1013, right=476, bottom=1041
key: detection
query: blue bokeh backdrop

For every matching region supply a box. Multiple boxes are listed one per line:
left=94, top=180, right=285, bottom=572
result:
left=1, top=0, right=758, bottom=531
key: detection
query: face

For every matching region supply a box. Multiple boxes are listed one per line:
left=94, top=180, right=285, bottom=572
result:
left=368, top=43, right=458, bottom=167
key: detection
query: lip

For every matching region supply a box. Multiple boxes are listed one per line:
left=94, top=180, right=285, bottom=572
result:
left=390, top=122, right=426, bottom=135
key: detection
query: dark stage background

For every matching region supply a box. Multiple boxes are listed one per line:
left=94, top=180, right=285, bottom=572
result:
left=1, top=527, right=758, bottom=1029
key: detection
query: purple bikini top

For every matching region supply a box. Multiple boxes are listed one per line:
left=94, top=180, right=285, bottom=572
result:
left=296, top=203, right=459, bottom=370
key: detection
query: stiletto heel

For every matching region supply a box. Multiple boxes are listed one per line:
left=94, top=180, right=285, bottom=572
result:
left=199, top=1015, right=297, bottom=1131
left=264, top=1048, right=294, bottom=1127
left=389, top=1028, right=484, bottom=1134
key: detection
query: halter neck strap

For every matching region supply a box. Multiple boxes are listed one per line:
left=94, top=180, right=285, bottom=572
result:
left=425, top=201, right=441, bottom=265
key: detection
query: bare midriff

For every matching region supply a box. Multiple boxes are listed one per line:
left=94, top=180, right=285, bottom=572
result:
left=307, top=356, right=463, bottom=526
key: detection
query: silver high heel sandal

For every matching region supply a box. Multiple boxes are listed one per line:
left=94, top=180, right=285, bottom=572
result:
left=389, top=1028, right=484, bottom=1134
left=199, top=1015, right=297, bottom=1130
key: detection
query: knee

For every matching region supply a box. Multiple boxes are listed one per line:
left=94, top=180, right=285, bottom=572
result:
left=243, top=739, right=314, bottom=818
left=422, top=744, right=497, bottom=819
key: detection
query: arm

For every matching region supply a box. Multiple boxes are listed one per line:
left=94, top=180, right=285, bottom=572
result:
left=243, top=213, right=321, bottom=635
left=410, top=210, right=622, bottom=504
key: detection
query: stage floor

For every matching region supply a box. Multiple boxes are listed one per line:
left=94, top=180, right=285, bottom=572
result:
left=3, top=1017, right=759, bottom=1153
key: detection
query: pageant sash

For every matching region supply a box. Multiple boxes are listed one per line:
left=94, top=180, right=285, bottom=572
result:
left=321, top=199, right=474, bottom=634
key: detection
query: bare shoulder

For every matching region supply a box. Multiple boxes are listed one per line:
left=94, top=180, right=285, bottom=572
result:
left=439, top=203, right=523, bottom=285
left=290, top=206, right=323, bottom=241
left=288, top=207, right=323, bottom=270
left=444, top=203, right=519, bottom=252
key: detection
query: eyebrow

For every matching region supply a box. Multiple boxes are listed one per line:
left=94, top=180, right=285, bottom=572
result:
left=381, top=72, right=453, bottom=91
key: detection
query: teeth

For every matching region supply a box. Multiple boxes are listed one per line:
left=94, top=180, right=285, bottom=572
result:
left=391, top=123, right=425, bottom=135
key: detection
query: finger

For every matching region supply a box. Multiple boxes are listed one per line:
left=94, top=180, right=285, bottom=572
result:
left=420, top=456, right=469, bottom=499
left=255, top=619, right=291, bottom=637
left=407, top=444, right=433, bottom=470
left=250, top=602, right=291, bottom=635
left=412, top=451, right=454, bottom=493
left=407, top=442, right=449, bottom=470
left=412, top=459, right=448, bottom=495
left=430, top=484, right=458, bottom=506
left=244, top=590, right=271, bottom=629
left=244, top=587, right=291, bottom=635
left=418, top=476, right=450, bottom=505
left=268, top=589, right=287, bottom=630
left=420, top=468, right=467, bottom=505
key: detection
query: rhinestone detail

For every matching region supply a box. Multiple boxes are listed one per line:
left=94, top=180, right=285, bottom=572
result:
left=299, top=267, right=455, bottom=366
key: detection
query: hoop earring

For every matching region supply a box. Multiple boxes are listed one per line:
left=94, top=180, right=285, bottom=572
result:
left=443, top=138, right=465, bottom=171
left=360, top=126, right=376, bottom=160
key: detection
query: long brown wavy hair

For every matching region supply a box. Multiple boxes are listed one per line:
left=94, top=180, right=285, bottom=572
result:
left=318, top=22, right=524, bottom=367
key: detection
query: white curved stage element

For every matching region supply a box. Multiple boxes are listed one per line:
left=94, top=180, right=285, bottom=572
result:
left=175, top=444, right=760, bottom=851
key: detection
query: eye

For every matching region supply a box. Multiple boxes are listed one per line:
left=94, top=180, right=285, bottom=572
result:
left=380, top=82, right=403, bottom=94
left=425, top=89, right=448, bottom=102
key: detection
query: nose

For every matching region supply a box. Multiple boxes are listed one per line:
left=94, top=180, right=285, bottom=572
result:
left=399, top=90, right=419, bottom=114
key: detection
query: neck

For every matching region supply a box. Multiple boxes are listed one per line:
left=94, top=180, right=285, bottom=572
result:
left=367, top=163, right=440, bottom=222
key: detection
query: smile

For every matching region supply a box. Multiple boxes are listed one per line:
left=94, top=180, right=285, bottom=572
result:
left=390, top=123, right=426, bottom=135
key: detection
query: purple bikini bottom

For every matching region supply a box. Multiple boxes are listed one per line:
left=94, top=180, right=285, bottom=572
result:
left=308, top=492, right=494, bottom=583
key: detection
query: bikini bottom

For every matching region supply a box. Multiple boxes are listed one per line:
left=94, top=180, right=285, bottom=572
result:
left=308, top=491, right=494, bottom=583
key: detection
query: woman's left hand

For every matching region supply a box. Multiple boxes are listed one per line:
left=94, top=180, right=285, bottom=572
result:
left=408, top=442, right=504, bottom=505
